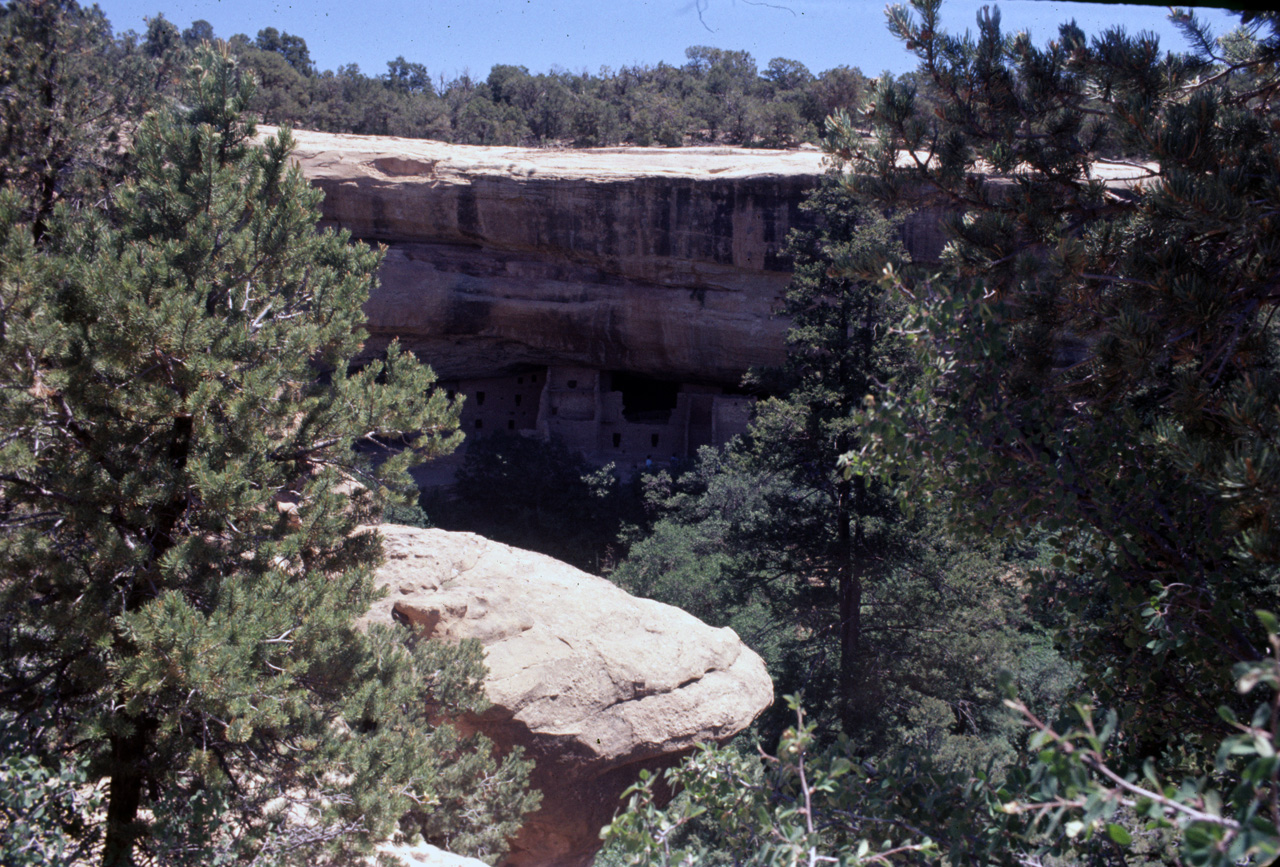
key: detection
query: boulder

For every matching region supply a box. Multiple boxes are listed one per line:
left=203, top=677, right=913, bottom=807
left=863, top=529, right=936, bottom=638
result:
left=360, top=525, right=774, bottom=867
left=376, top=842, right=490, bottom=867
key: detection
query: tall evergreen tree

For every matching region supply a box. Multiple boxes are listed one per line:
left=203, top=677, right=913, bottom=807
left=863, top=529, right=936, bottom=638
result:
left=831, top=0, right=1280, bottom=756
left=759, top=182, right=910, bottom=731
left=614, top=181, right=1061, bottom=752
left=0, top=47, right=536, bottom=866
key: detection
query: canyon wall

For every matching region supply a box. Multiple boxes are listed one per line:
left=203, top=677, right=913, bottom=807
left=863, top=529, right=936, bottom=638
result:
left=281, top=128, right=828, bottom=386
left=284, top=129, right=1149, bottom=392
left=281, top=130, right=1145, bottom=466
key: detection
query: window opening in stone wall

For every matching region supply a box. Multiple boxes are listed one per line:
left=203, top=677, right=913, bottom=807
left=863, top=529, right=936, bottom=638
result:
left=612, top=433, right=622, bottom=448
left=474, top=419, right=483, bottom=429
left=567, top=379, right=577, bottom=389
left=651, top=433, right=660, bottom=447
left=611, top=372, right=680, bottom=424
left=476, top=391, right=486, bottom=406
left=532, top=374, right=537, bottom=382
left=515, top=395, right=522, bottom=406
left=508, top=420, right=515, bottom=430
left=517, top=377, right=524, bottom=384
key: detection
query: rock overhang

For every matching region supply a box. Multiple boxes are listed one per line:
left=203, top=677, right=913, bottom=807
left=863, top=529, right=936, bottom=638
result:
left=274, top=127, right=825, bottom=387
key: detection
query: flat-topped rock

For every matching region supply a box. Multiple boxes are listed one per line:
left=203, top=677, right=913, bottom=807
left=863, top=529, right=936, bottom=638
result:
left=275, top=127, right=827, bottom=184
left=375, top=842, right=490, bottom=867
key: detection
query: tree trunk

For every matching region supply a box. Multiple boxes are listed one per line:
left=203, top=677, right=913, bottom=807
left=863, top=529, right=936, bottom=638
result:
left=836, top=475, right=863, bottom=732
left=101, top=720, right=150, bottom=867
left=100, top=415, right=193, bottom=865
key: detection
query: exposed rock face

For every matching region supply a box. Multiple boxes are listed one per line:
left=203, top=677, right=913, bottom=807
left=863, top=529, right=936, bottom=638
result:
left=281, top=129, right=1156, bottom=394
left=360, top=525, right=774, bottom=867
left=279, top=129, right=827, bottom=384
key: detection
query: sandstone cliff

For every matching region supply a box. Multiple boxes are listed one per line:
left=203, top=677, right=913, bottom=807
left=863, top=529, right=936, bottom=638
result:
left=278, top=128, right=826, bottom=385
left=281, top=129, right=1158, bottom=394
left=361, top=525, right=774, bottom=867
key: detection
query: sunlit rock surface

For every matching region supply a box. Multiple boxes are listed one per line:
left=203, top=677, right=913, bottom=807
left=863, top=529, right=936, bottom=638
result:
left=360, top=525, right=774, bottom=867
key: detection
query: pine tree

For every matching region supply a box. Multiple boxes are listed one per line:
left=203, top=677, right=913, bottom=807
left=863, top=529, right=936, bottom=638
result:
left=829, top=0, right=1280, bottom=757
left=755, top=180, right=911, bottom=732
left=615, top=181, right=1057, bottom=754
left=0, top=0, right=158, bottom=240
left=608, top=7, right=1280, bottom=867
left=0, top=47, right=537, bottom=866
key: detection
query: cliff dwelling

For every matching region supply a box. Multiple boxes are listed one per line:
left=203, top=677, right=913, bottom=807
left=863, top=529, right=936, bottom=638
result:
left=282, top=128, right=1152, bottom=478
left=281, top=129, right=1143, bottom=476
left=447, top=366, right=753, bottom=470
left=272, top=127, right=835, bottom=472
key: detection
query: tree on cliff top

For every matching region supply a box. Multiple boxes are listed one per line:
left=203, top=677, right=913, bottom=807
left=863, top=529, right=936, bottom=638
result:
left=0, top=47, right=537, bottom=866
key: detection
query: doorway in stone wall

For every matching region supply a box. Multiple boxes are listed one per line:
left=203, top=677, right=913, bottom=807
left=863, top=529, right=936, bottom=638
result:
left=609, top=371, right=679, bottom=424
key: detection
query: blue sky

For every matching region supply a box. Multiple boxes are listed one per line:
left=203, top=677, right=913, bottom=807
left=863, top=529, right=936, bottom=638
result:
left=92, top=0, right=1243, bottom=82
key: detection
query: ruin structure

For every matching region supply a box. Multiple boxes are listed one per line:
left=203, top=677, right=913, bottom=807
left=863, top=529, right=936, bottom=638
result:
left=279, top=128, right=830, bottom=464
left=279, top=129, right=1147, bottom=467
left=448, top=365, right=753, bottom=468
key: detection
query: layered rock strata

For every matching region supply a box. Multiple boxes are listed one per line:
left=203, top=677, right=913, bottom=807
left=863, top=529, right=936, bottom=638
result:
left=281, top=129, right=1158, bottom=390
left=279, top=129, right=827, bottom=385
left=281, top=130, right=1154, bottom=470
left=360, top=525, right=774, bottom=867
